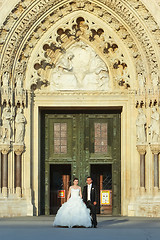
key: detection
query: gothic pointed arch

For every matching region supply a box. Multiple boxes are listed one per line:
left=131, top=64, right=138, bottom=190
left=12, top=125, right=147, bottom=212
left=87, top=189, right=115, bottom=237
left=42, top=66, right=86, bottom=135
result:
left=0, top=0, right=159, bottom=96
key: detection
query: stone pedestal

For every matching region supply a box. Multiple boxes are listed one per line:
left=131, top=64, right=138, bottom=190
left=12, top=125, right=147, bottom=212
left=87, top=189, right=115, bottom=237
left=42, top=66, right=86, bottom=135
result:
left=150, top=144, right=160, bottom=188
left=137, top=145, right=147, bottom=188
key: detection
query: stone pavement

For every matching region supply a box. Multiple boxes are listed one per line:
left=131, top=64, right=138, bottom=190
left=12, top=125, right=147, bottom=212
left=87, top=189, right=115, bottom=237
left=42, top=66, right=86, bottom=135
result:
left=0, top=216, right=160, bottom=240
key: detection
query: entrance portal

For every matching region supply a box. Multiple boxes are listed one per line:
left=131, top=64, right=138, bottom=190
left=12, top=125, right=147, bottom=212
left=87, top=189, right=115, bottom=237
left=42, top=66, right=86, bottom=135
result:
left=91, top=164, right=112, bottom=215
left=41, top=109, right=121, bottom=216
left=50, top=164, right=71, bottom=214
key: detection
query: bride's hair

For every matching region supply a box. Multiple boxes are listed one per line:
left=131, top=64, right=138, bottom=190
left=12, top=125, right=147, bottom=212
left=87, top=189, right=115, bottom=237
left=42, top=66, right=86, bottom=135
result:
left=73, top=177, right=79, bottom=182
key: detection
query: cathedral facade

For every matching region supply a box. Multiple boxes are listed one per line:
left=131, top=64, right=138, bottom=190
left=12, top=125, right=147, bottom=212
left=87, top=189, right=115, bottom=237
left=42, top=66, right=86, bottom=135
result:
left=0, top=0, right=160, bottom=217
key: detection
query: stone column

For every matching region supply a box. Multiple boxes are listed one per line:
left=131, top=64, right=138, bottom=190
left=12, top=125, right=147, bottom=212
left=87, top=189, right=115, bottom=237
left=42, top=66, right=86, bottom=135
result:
left=150, top=144, right=160, bottom=191
left=137, top=145, right=147, bottom=192
left=13, top=144, right=24, bottom=197
left=0, top=144, right=10, bottom=197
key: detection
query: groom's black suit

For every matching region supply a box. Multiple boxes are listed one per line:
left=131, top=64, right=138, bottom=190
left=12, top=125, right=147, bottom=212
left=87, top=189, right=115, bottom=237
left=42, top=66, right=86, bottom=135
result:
left=82, top=184, right=97, bottom=227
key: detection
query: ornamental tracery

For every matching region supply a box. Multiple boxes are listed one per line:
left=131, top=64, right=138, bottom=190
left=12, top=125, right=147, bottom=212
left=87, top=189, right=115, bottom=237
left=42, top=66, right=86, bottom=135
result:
left=29, top=15, right=132, bottom=91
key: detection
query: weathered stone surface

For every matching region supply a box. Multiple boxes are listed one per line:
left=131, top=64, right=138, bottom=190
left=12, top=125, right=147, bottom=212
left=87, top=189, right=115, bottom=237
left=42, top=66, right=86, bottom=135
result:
left=0, top=0, right=160, bottom=218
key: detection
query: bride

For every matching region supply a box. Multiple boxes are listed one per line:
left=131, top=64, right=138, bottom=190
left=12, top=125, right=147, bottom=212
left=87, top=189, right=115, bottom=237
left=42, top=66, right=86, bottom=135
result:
left=53, top=178, right=92, bottom=228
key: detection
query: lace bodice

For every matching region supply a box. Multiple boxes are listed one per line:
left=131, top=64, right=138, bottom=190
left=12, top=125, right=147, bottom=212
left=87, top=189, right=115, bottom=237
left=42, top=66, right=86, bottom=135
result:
left=70, top=188, right=80, bottom=199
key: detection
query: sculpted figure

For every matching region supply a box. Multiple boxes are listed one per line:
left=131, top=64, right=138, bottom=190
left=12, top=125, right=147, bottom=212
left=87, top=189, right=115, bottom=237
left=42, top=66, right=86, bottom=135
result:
left=149, top=107, right=159, bottom=142
left=1, top=106, right=12, bottom=143
left=151, top=71, right=159, bottom=87
left=2, top=72, right=9, bottom=87
left=16, top=72, right=23, bottom=95
left=138, top=73, right=145, bottom=89
left=51, top=52, right=76, bottom=90
left=57, top=52, right=74, bottom=72
left=15, top=108, right=26, bottom=144
left=51, top=41, right=109, bottom=91
left=136, top=108, right=147, bottom=143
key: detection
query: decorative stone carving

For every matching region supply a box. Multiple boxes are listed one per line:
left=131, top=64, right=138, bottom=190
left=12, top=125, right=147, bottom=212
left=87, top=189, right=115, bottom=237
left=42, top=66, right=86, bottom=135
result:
left=13, top=144, right=24, bottom=155
left=136, top=108, right=147, bottom=144
left=0, top=143, right=11, bottom=155
left=1, top=107, right=12, bottom=144
left=15, top=108, right=26, bottom=144
left=30, top=14, right=134, bottom=91
left=0, top=0, right=159, bottom=89
left=149, top=107, right=160, bottom=143
left=50, top=41, right=109, bottom=91
left=150, top=144, right=160, bottom=155
left=135, top=88, right=160, bottom=108
left=136, top=144, right=147, bottom=155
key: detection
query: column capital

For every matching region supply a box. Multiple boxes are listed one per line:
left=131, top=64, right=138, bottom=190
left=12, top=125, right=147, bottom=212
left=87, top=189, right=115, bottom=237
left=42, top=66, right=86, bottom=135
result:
left=0, top=144, right=10, bottom=154
left=136, top=144, right=147, bottom=155
left=150, top=144, right=160, bottom=154
left=13, top=144, right=24, bottom=155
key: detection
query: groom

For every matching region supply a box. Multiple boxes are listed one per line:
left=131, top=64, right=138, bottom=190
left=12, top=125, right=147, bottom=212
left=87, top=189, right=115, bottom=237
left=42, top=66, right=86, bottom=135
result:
left=82, top=176, right=98, bottom=228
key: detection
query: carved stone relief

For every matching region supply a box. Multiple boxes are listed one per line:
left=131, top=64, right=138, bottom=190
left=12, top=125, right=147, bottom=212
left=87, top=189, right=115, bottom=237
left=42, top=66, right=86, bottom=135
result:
left=30, top=15, right=133, bottom=91
left=50, top=41, right=109, bottom=91
left=0, top=0, right=159, bottom=93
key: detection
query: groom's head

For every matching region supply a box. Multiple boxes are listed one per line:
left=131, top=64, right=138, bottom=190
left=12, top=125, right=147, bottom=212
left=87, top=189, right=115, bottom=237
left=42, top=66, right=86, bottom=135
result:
left=86, top=176, right=92, bottom=185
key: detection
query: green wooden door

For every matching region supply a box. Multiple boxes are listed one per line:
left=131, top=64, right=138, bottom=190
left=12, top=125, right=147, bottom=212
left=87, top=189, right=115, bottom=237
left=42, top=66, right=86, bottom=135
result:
left=41, top=111, right=121, bottom=216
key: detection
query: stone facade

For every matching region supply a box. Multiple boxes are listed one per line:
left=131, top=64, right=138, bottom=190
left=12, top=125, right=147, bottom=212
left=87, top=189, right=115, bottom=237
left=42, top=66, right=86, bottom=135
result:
left=0, top=0, right=160, bottom=217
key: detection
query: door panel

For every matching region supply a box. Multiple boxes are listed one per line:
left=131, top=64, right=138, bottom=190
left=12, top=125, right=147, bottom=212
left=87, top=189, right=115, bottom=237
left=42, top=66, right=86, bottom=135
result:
left=91, top=164, right=112, bottom=215
left=50, top=164, right=71, bottom=214
left=41, top=110, right=121, bottom=216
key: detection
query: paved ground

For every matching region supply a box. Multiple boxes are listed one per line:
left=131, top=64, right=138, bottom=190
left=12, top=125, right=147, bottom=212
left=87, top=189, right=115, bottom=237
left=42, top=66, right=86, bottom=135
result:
left=0, top=216, right=160, bottom=240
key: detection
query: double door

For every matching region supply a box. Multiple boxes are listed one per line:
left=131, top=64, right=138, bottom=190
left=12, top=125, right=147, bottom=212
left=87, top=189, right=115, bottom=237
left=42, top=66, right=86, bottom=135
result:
left=41, top=110, right=121, bottom=215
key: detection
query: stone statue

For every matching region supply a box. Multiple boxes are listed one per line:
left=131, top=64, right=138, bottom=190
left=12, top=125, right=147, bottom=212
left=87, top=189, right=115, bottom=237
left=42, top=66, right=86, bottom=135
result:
left=2, top=72, right=11, bottom=96
left=136, top=108, right=147, bottom=143
left=2, top=72, right=9, bottom=87
left=50, top=41, right=109, bottom=91
left=151, top=71, right=159, bottom=87
left=15, top=108, right=26, bottom=144
left=149, top=107, right=159, bottom=143
left=138, top=72, right=145, bottom=89
left=1, top=106, right=12, bottom=143
left=16, top=72, right=23, bottom=95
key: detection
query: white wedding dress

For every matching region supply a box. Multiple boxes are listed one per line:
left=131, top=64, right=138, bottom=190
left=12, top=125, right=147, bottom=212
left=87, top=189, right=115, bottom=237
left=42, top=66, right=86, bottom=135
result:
left=53, top=188, right=92, bottom=228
